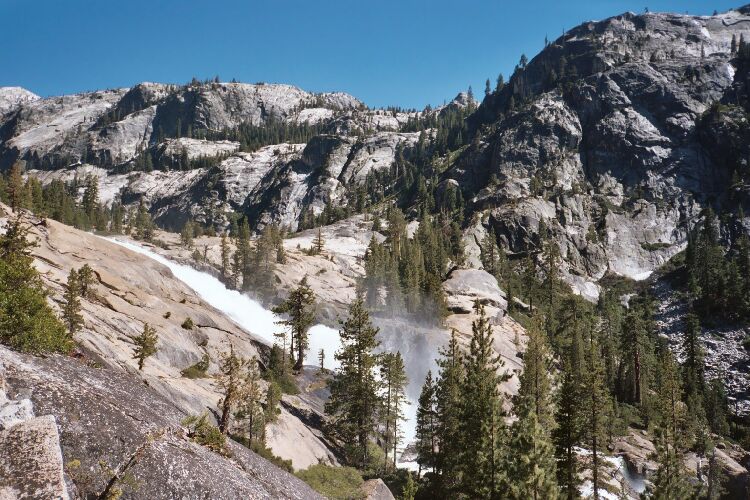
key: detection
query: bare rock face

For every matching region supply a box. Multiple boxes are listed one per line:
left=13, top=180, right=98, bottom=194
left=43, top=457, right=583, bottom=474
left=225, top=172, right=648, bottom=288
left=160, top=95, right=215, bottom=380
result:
left=0, top=347, right=323, bottom=499
left=450, top=7, right=750, bottom=299
left=0, top=87, right=39, bottom=116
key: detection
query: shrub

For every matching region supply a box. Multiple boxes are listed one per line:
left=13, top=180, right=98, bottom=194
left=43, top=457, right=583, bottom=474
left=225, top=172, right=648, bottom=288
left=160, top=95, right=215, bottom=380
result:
left=295, top=464, right=364, bottom=500
left=181, top=354, right=210, bottom=378
left=181, top=413, right=227, bottom=455
left=163, top=311, right=171, bottom=319
left=181, top=317, right=194, bottom=330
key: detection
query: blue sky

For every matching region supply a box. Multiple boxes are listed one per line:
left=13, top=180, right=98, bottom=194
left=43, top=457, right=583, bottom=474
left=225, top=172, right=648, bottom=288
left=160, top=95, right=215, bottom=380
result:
left=0, top=0, right=740, bottom=109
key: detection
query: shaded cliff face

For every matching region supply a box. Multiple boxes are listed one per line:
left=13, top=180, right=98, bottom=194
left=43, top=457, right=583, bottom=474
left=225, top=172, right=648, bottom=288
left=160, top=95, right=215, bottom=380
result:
left=454, top=7, right=750, bottom=298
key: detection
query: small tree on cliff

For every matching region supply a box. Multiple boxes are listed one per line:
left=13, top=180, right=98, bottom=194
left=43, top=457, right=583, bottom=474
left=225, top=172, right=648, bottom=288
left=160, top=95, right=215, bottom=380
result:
left=62, top=269, right=83, bottom=335
left=132, top=323, right=158, bottom=371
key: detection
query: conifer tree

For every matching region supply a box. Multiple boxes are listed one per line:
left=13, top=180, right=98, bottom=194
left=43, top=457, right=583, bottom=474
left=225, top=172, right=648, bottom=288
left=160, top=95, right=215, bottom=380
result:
left=325, top=295, right=381, bottom=469
left=82, top=176, right=99, bottom=219
left=273, top=276, right=316, bottom=371
left=62, top=269, right=83, bottom=335
left=313, top=226, right=325, bottom=255
left=682, top=311, right=705, bottom=398
left=380, top=351, right=409, bottom=470
left=415, top=370, right=438, bottom=475
left=583, top=336, right=612, bottom=499
left=459, top=301, right=511, bottom=499
left=220, top=233, right=230, bottom=279
left=553, top=360, right=583, bottom=500
left=506, top=320, right=558, bottom=500
left=644, top=351, right=694, bottom=499
left=0, top=216, right=70, bottom=354
left=7, top=162, right=25, bottom=212
left=237, top=357, right=265, bottom=446
left=77, top=264, right=96, bottom=300
left=132, top=323, right=158, bottom=371
left=216, top=345, right=246, bottom=434
left=435, top=329, right=465, bottom=493
left=318, top=348, right=325, bottom=370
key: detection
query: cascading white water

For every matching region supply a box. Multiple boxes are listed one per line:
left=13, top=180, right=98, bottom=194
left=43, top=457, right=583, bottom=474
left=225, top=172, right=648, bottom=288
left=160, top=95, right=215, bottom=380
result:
left=105, top=237, right=421, bottom=465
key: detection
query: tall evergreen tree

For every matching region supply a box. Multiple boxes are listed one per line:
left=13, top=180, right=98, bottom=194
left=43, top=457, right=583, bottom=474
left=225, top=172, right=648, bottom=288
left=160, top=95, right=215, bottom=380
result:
left=506, top=321, right=558, bottom=500
left=273, top=276, right=316, bottom=371
left=380, top=351, right=409, bottom=470
left=459, top=301, right=511, bottom=499
left=415, top=370, right=438, bottom=475
left=237, top=357, right=265, bottom=446
left=644, top=351, right=694, bottom=499
left=325, top=295, right=381, bottom=469
left=583, top=336, right=611, bottom=500
left=62, top=269, right=83, bottom=335
left=220, top=233, right=230, bottom=278
left=553, top=360, right=583, bottom=500
left=7, top=162, right=25, bottom=212
left=435, top=329, right=465, bottom=494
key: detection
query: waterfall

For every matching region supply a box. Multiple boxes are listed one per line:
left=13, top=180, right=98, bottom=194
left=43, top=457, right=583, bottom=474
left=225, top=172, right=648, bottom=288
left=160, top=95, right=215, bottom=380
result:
left=105, top=237, right=422, bottom=466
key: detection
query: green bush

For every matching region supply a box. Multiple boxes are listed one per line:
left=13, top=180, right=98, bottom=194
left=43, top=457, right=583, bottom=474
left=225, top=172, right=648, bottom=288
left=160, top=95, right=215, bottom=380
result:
left=181, top=413, right=227, bottom=455
left=181, top=354, right=210, bottom=378
left=296, top=464, right=364, bottom=500
left=181, top=317, right=194, bottom=330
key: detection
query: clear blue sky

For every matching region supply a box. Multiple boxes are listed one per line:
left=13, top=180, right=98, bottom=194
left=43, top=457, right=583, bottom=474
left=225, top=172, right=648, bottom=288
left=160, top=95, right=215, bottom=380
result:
left=0, top=0, right=741, bottom=109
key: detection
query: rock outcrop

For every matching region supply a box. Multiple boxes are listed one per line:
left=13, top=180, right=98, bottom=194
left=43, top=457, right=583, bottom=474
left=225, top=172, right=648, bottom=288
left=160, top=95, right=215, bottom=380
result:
left=0, top=346, right=323, bottom=499
left=0, top=364, right=69, bottom=500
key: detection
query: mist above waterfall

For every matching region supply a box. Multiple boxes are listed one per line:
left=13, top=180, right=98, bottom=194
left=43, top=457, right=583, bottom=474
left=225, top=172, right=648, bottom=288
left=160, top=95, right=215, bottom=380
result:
left=105, top=237, right=446, bottom=465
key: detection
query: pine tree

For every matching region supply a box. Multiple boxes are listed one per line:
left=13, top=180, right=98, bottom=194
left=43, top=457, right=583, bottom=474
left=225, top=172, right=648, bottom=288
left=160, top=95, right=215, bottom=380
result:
left=553, top=361, right=583, bottom=500
left=77, top=264, right=96, bottom=300
left=82, top=176, right=99, bottom=219
left=583, top=336, right=611, bottom=500
left=325, top=295, right=381, bottom=469
left=644, top=351, right=693, bottom=499
left=312, top=227, right=325, bottom=255
left=0, top=216, right=70, bottom=354
left=435, top=329, right=465, bottom=494
left=506, top=321, right=558, bottom=499
left=318, top=348, right=325, bottom=370
left=273, top=276, right=316, bottom=371
left=415, top=370, right=438, bottom=475
left=513, top=318, right=553, bottom=427
left=7, top=162, right=25, bottom=212
left=459, top=301, right=511, bottom=499
left=237, top=357, right=265, bottom=446
left=682, top=311, right=705, bottom=398
left=216, top=345, right=246, bottom=434
left=132, top=323, right=158, bottom=371
left=380, top=351, right=409, bottom=470
left=220, top=233, right=230, bottom=279
left=62, top=269, right=83, bottom=335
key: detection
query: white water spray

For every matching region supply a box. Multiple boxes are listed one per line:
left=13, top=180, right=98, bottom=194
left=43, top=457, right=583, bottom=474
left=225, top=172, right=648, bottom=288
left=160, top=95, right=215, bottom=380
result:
left=105, top=237, right=422, bottom=465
